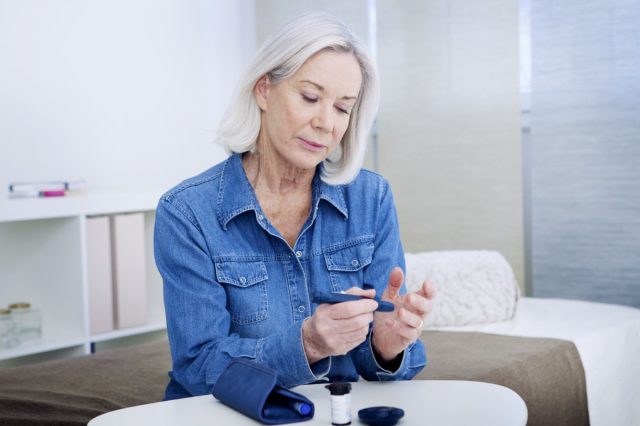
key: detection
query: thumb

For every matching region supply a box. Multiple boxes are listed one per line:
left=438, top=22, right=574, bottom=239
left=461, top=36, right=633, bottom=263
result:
left=382, top=267, right=404, bottom=301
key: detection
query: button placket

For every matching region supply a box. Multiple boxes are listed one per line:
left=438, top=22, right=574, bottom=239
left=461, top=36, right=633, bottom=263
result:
left=290, top=231, right=309, bottom=323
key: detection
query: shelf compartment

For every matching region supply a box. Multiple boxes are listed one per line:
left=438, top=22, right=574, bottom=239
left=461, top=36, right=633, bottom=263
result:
left=0, top=217, right=86, bottom=351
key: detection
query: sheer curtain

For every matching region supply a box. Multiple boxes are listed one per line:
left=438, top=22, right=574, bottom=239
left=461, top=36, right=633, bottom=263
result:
left=527, top=0, right=640, bottom=307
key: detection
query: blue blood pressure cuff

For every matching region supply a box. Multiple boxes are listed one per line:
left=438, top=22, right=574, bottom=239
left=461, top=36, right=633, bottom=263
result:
left=212, top=358, right=314, bottom=424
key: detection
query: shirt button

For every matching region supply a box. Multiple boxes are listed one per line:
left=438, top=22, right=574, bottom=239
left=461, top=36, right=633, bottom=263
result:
left=351, top=259, right=359, bottom=267
left=239, top=276, right=247, bottom=284
left=296, top=251, right=302, bottom=258
left=258, top=214, right=264, bottom=221
left=298, top=305, right=305, bottom=312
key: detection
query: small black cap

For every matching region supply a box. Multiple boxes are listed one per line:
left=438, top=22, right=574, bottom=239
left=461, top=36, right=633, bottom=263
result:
left=358, top=406, right=405, bottom=426
left=325, top=382, right=352, bottom=395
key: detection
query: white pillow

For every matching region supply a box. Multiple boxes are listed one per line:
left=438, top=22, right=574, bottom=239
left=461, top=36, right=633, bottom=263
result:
left=404, top=250, right=520, bottom=327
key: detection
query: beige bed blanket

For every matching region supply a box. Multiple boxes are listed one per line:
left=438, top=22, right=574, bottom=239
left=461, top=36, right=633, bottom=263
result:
left=418, top=330, right=589, bottom=426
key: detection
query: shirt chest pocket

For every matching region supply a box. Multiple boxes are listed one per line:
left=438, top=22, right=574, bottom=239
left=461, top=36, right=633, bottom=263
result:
left=214, top=260, right=269, bottom=326
left=323, top=241, right=374, bottom=292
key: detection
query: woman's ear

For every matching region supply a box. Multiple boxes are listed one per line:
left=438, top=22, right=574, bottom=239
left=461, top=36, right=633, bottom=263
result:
left=254, top=75, right=270, bottom=111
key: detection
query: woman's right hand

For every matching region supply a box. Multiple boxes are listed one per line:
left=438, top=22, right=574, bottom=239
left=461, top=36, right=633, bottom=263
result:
left=302, top=287, right=378, bottom=365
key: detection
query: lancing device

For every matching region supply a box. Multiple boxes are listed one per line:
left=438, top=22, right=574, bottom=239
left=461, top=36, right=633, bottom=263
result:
left=312, top=291, right=395, bottom=312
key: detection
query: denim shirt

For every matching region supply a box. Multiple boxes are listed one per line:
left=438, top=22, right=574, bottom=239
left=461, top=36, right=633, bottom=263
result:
left=154, top=153, right=427, bottom=399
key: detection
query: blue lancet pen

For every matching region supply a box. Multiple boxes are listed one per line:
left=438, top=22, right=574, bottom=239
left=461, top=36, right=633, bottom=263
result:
left=312, top=291, right=395, bottom=312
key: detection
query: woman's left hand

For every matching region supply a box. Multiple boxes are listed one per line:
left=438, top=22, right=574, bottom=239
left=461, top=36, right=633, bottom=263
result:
left=371, top=267, right=436, bottom=362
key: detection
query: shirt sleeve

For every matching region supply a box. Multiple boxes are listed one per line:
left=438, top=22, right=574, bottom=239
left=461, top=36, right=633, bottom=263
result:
left=349, top=178, right=427, bottom=380
left=154, top=198, right=328, bottom=396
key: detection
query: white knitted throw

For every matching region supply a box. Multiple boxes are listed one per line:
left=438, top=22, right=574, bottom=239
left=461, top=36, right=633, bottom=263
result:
left=404, top=250, right=520, bottom=327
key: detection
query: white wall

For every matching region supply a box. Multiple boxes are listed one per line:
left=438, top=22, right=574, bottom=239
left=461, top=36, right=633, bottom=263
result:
left=377, top=1, right=524, bottom=288
left=0, top=0, right=255, bottom=192
left=255, top=0, right=369, bottom=45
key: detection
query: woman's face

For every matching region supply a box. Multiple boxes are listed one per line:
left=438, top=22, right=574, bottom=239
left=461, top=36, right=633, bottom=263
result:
left=255, top=49, right=363, bottom=171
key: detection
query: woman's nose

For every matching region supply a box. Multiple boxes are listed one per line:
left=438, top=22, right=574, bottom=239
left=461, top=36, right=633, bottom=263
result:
left=311, top=104, right=333, bottom=132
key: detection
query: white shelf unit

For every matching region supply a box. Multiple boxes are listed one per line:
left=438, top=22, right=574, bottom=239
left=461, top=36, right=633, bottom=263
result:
left=0, top=190, right=166, bottom=367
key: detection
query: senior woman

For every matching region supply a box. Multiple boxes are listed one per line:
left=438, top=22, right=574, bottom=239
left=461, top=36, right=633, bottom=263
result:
left=154, top=12, right=435, bottom=400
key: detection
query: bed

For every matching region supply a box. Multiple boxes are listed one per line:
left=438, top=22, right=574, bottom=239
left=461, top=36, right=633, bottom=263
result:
left=429, top=296, right=640, bottom=426
left=405, top=250, right=640, bottom=426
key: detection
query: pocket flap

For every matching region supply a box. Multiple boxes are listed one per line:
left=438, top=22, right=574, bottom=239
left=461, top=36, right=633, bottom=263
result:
left=215, top=261, right=268, bottom=287
left=324, top=242, right=374, bottom=272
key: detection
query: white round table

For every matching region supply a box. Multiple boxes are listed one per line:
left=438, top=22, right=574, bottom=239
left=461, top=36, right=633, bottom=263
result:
left=89, top=380, right=527, bottom=426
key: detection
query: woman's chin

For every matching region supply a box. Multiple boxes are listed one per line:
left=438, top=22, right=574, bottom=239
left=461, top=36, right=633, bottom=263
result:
left=287, top=150, right=327, bottom=170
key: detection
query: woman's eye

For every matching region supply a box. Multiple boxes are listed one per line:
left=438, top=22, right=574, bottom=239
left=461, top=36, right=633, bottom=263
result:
left=336, top=106, right=350, bottom=115
left=302, top=94, right=317, bottom=103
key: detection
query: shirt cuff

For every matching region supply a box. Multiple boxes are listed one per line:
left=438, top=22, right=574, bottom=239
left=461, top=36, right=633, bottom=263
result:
left=257, top=320, right=331, bottom=388
left=367, top=328, right=410, bottom=379
left=368, top=332, right=407, bottom=375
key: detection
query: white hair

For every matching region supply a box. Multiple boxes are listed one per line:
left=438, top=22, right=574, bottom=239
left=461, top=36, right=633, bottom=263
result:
left=216, top=12, right=379, bottom=185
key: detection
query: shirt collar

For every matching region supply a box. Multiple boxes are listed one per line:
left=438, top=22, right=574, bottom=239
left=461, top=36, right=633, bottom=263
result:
left=313, top=169, right=349, bottom=220
left=216, top=154, right=348, bottom=230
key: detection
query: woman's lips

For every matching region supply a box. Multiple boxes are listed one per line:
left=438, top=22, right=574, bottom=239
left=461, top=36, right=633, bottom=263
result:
left=298, top=137, right=325, bottom=152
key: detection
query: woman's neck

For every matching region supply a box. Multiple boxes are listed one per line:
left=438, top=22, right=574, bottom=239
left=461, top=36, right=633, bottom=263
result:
left=242, top=145, right=315, bottom=196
